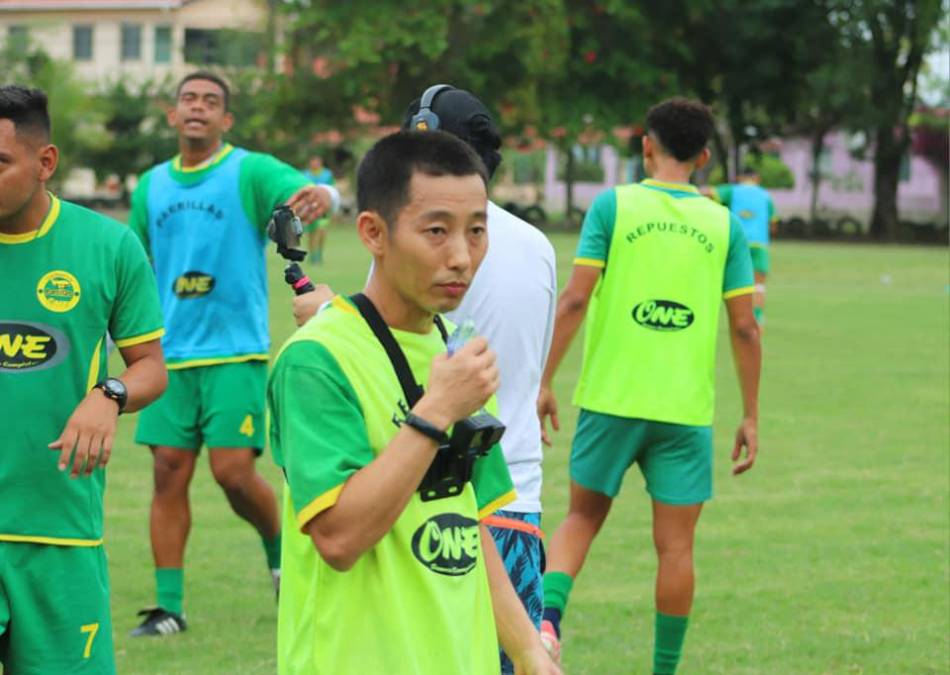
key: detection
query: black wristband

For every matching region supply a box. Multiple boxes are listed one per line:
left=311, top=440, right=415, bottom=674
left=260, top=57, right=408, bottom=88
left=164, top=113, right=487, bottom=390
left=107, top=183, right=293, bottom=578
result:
left=403, top=412, right=450, bottom=444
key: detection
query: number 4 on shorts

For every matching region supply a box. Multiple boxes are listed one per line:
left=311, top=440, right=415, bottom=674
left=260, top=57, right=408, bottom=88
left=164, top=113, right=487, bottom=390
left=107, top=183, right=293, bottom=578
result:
left=81, top=623, right=99, bottom=659
left=239, top=414, right=255, bottom=437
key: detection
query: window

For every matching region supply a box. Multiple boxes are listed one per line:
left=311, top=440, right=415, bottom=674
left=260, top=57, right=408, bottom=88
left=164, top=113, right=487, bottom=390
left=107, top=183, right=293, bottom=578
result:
left=121, top=23, right=142, bottom=61
left=154, top=25, right=172, bottom=63
left=184, top=28, right=262, bottom=66
left=73, top=25, right=93, bottom=61
left=8, top=25, right=28, bottom=53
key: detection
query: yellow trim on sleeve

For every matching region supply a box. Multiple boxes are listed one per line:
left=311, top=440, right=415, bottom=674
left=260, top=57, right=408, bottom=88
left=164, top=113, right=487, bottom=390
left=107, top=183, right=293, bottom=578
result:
left=0, top=194, right=61, bottom=244
left=85, top=336, right=104, bottom=392
left=113, top=328, right=165, bottom=348
left=477, top=489, right=517, bottom=521
left=723, top=285, right=756, bottom=300
left=0, top=534, right=103, bottom=547
left=573, top=257, right=606, bottom=269
left=296, top=484, right=345, bottom=531
left=165, top=353, right=268, bottom=370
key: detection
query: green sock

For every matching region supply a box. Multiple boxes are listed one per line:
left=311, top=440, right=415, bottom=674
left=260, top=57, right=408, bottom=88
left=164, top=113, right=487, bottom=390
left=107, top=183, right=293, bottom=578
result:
left=654, top=612, right=689, bottom=675
left=753, top=306, right=764, bottom=324
left=542, top=571, right=574, bottom=614
left=262, top=534, right=282, bottom=571
left=155, top=568, right=184, bottom=616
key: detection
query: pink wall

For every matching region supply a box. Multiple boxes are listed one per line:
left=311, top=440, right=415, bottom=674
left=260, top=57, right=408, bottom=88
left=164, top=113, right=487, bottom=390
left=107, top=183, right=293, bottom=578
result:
left=542, top=131, right=947, bottom=226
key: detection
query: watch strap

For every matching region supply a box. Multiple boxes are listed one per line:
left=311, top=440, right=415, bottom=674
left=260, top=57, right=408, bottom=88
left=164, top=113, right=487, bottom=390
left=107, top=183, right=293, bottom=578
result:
left=403, top=413, right=449, bottom=444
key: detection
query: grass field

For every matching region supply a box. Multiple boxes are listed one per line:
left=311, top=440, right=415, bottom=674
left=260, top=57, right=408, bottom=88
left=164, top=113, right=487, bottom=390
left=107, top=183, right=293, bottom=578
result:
left=100, top=225, right=949, bottom=674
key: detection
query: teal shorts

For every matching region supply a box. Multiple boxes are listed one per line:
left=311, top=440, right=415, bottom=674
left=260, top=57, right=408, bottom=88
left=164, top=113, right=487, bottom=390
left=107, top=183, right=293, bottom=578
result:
left=750, top=246, right=770, bottom=275
left=570, top=409, right=713, bottom=505
left=0, top=542, right=114, bottom=674
left=135, top=361, right=267, bottom=452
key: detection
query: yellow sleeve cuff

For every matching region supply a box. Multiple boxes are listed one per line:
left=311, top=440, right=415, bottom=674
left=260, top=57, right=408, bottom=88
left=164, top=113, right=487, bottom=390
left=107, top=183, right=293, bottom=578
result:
left=574, top=257, right=606, bottom=269
left=478, top=489, right=517, bottom=521
left=723, top=285, right=756, bottom=300
left=113, top=328, right=164, bottom=348
left=296, top=484, right=345, bottom=531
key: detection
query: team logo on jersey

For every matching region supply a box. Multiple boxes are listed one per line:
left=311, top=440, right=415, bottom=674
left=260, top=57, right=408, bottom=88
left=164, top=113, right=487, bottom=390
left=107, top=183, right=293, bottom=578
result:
left=739, top=209, right=755, bottom=220
left=0, top=322, right=70, bottom=372
left=411, top=513, right=479, bottom=576
left=36, top=270, right=81, bottom=313
left=632, top=300, right=694, bottom=332
left=173, top=271, right=216, bottom=299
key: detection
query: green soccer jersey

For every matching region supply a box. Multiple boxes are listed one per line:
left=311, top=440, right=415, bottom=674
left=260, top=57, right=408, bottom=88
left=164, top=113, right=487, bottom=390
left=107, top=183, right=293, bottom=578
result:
left=268, top=296, right=515, bottom=675
left=573, top=179, right=754, bottom=426
left=0, top=196, right=164, bottom=545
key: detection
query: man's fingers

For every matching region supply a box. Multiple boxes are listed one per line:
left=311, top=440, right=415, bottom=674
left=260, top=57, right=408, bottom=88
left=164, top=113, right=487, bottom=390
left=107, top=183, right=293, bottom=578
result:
left=51, top=429, right=77, bottom=471
left=732, top=434, right=743, bottom=461
left=100, top=433, right=114, bottom=468
left=84, top=434, right=103, bottom=476
left=551, top=408, right=560, bottom=432
left=540, top=417, right=552, bottom=447
left=71, top=432, right=93, bottom=478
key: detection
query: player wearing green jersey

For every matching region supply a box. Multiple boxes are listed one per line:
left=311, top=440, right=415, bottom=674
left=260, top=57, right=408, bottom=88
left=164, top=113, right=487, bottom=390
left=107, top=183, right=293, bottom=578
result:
left=0, top=85, right=166, bottom=674
left=268, top=131, right=559, bottom=674
left=537, top=99, right=762, bottom=673
left=128, top=72, right=339, bottom=636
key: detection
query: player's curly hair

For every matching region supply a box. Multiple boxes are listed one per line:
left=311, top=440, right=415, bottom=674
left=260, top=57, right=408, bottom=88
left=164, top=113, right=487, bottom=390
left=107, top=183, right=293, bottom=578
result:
left=646, top=97, right=714, bottom=162
left=0, top=84, right=50, bottom=141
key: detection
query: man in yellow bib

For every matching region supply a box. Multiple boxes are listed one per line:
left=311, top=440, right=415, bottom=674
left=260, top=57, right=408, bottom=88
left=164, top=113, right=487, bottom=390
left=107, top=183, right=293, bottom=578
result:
left=537, top=98, right=762, bottom=674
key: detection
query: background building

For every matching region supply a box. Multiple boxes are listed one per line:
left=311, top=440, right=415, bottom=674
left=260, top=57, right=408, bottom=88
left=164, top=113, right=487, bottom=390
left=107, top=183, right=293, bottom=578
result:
left=0, top=0, right=271, bottom=84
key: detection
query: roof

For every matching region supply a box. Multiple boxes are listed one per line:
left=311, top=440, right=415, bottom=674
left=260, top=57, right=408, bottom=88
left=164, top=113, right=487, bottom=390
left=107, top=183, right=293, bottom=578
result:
left=0, top=0, right=187, bottom=10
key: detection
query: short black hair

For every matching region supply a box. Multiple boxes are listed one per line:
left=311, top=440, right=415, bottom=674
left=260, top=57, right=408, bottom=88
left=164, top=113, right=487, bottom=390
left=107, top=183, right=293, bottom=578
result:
left=645, top=97, right=714, bottom=162
left=357, top=130, right=488, bottom=226
left=177, top=71, right=230, bottom=110
left=0, top=85, right=51, bottom=142
left=403, top=88, right=503, bottom=179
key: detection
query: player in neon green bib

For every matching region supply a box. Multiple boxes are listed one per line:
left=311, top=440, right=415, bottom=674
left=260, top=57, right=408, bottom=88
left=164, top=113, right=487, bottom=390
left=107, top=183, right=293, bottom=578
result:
left=0, top=85, right=167, bottom=674
left=268, top=131, right=559, bottom=674
left=537, top=99, right=762, bottom=674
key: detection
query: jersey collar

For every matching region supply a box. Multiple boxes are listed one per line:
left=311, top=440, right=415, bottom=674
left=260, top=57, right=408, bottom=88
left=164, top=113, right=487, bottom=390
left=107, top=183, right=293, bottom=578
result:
left=172, top=143, right=234, bottom=173
left=0, top=193, right=61, bottom=245
left=641, top=179, right=699, bottom=194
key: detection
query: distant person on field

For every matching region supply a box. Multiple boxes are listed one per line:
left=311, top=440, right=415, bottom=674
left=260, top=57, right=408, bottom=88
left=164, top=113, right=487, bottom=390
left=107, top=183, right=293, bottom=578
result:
left=536, top=97, right=762, bottom=674
left=127, top=71, right=339, bottom=637
left=301, top=154, right=336, bottom=265
left=0, top=84, right=167, bottom=673
left=704, top=165, right=776, bottom=324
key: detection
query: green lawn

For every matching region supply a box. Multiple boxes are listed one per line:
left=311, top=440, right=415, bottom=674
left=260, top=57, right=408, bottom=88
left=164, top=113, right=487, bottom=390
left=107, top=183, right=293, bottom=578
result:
left=103, top=227, right=949, bottom=674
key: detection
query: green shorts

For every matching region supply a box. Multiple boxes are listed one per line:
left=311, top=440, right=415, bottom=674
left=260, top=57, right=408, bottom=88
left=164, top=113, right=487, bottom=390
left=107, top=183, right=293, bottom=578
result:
left=570, top=409, right=713, bottom=505
left=0, top=542, right=114, bottom=674
left=135, top=361, right=267, bottom=452
left=750, top=245, right=770, bottom=275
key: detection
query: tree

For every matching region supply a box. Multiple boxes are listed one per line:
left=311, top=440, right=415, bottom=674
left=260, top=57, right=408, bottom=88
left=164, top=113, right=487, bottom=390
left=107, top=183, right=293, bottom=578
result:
left=534, top=1, right=674, bottom=225
left=283, top=0, right=566, bottom=131
left=835, top=0, right=944, bottom=239
left=86, top=80, right=176, bottom=201
left=0, top=44, right=105, bottom=186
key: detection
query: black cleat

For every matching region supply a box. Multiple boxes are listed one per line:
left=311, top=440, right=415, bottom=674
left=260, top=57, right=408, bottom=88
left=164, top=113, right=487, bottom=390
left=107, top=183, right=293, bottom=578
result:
left=130, top=607, right=187, bottom=637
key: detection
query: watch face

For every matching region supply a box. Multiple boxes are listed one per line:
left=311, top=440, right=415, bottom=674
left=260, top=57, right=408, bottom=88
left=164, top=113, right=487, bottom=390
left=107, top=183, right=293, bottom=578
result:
left=106, top=378, right=127, bottom=397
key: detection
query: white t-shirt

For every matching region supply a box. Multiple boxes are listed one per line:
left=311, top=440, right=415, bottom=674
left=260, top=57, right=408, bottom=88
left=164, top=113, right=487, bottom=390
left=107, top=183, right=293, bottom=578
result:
left=446, top=201, right=556, bottom=513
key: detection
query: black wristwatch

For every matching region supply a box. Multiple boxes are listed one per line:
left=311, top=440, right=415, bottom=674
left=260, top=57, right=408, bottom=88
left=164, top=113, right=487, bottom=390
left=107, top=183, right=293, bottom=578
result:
left=94, top=377, right=128, bottom=413
left=403, top=413, right=450, bottom=444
